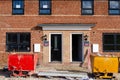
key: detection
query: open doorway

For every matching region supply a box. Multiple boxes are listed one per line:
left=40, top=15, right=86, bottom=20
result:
left=71, top=34, right=83, bottom=62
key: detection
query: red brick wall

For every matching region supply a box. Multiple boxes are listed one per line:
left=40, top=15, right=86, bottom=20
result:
left=0, top=0, right=120, bottom=67
left=52, top=0, right=81, bottom=15
left=94, top=1, right=108, bottom=15
left=0, top=0, right=12, bottom=15
left=25, top=0, right=39, bottom=15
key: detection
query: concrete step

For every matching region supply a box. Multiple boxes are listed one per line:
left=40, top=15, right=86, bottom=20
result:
left=37, top=71, right=88, bottom=79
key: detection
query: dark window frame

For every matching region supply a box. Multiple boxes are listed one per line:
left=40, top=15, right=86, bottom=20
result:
left=109, top=0, right=120, bottom=15
left=103, top=33, right=120, bottom=52
left=39, top=0, right=51, bottom=15
left=12, top=0, right=24, bottom=15
left=6, top=32, right=31, bottom=52
left=81, top=0, right=94, bottom=15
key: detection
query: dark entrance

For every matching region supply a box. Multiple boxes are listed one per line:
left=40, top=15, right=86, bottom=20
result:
left=51, top=34, right=62, bottom=62
left=72, top=34, right=83, bottom=62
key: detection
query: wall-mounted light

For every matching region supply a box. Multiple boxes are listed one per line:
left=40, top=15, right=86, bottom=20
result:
left=41, top=34, right=47, bottom=41
left=84, top=35, right=88, bottom=41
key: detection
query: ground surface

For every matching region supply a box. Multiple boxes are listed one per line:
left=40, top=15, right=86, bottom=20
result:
left=0, top=66, right=120, bottom=80
left=0, top=65, right=89, bottom=80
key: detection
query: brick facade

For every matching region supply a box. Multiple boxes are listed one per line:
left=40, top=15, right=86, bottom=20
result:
left=0, top=0, right=119, bottom=68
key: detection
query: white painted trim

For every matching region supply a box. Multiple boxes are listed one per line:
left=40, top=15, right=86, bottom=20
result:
left=42, top=26, right=92, bottom=30
left=49, top=33, right=63, bottom=62
left=70, top=33, right=84, bottom=62
left=70, top=34, right=72, bottom=62
left=49, top=33, right=51, bottom=62
left=39, top=24, right=95, bottom=31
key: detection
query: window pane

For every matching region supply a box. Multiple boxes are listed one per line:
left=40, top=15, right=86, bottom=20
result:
left=116, top=35, right=120, bottom=44
left=82, top=1, right=92, bottom=8
left=19, top=33, right=30, bottom=51
left=82, top=10, right=92, bottom=14
left=40, top=1, right=50, bottom=9
left=103, top=45, right=115, bottom=51
left=109, top=10, right=119, bottom=14
left=103, top=35, right=114, bottom=44
left=7, top=33, right=17, bottom=44
left=103, top=33, right=120, bottom=52
left=40, top=10, right=51, bottom=14
left=116, top=45, right=120, bottom=51
left=20, top=33, right=30, bottom=43
left=12, top=0, right=24, bottom=14
left=39, top=0, right=51, bottom=15
left=13, top=1, right=24, bottom=8
left=6, top=44, right=18, bottom=52
left=12, top=9, right=24, bottom=14
left=110, top=1, right=119, bottom=9
left=6, top=33, right=30, bottom=52
left=19, top=45, right=30, bottom=51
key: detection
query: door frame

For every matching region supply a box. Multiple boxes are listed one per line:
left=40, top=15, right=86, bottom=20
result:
left=49, top=33, right=63, bottom=62
left=70, top=33, right=84, bottom=62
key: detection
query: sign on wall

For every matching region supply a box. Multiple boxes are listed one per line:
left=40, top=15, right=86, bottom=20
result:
left=92, top=44, right=99, bottom=53
left=44, top=41, right=49, bottom=47
left=84, top=41, right=89, bottom=47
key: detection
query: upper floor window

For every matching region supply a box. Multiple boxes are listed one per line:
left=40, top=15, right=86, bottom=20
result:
left=103, top=33, right=120, bottom=52
left=81, top=0, right=94, bottom=15
left=109, top=0, right=120, bottom=15
left=12, top=0, right=24, bottom=15
left=39, top=0, right=51, bottom=15
left=6, top=33, right=30, bottom=52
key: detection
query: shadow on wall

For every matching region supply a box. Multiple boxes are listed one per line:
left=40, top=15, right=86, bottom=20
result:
left=79, top=49, right=90, bottom=68
left=31, top=26, right=42, bottom=31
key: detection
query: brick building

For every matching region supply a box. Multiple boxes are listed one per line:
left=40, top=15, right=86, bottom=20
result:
left=0, top=0, right=120, bottom=68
